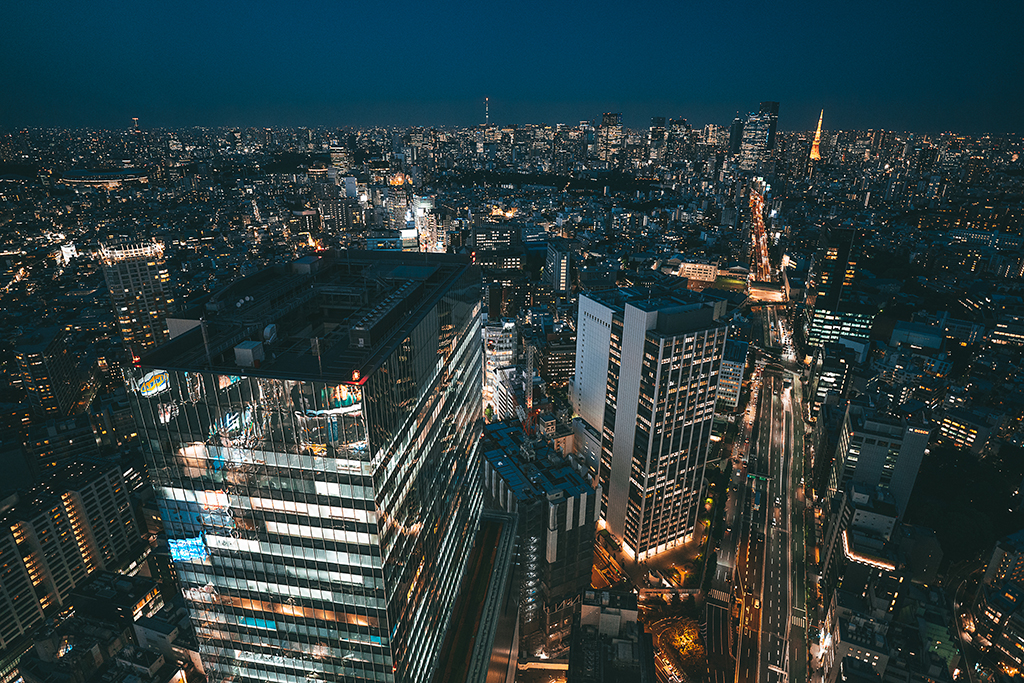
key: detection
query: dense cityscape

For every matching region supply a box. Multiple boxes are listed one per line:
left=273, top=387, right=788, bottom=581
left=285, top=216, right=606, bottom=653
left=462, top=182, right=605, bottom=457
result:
left=1, top=101, right=1023, bottom=683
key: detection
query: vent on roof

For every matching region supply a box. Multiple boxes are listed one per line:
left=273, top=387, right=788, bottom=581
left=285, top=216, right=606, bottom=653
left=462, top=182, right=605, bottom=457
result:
left=234, top=341, right=265, bottom=368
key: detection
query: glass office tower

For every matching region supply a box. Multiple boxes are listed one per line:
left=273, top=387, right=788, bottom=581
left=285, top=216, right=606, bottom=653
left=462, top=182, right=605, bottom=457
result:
left=129, top=251, right=482, bottom=683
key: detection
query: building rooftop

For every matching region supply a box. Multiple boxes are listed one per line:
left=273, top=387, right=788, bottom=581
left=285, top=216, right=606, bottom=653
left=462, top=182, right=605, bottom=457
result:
left=144, top=249, right=473, bottom=383
left=14, top=325, right=63, bottom=354
left=839, top=615, right=888, bottom=652
left=0, top=460, right=120, bottom=527
left=583, top=287, right=724, bottom=336
left=480, top=421, right=592, bottom=502
left=73, top=570, right=156, bottom=600
left=582, top=590, right=638, bottom=612
left=723, top=338, right=748, bottom=364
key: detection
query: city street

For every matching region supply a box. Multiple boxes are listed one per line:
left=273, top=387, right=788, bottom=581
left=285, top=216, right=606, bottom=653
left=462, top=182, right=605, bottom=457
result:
left=728, top=345, right=808, bottom=683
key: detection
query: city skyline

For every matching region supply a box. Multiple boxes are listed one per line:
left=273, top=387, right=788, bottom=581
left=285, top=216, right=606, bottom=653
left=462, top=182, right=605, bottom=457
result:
left=2, top=16, right=1024, bottom=678
left=2, top=1, right=1022, bottom=133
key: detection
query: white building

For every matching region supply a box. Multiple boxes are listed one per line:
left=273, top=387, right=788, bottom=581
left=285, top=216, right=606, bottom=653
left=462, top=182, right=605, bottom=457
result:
left=483, top=319, right=517, bottom=407
left=717, top=339, right=748, bottom=409
left=574, top=289, right=728, bottom=560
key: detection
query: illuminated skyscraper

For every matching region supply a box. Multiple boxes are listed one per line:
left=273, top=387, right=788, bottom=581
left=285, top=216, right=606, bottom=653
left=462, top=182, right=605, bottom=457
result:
left=729, top=115, right=744, bottom=155
left=738, top=103, right=779, bottom=171
left=667, top=117, right=691, bottom=164
left=99, top=239, right=174, bottom=357
left=130, top=251, right=483, bottom=683
left=14, top=327, right=81, bottom=418
left=807, top=228, right=876, bottom=348
left=0, top=461, right=139, bottom=651
left=574, top=290, right=728, bottom=560
left=596, top=113, right=623, bottom=166
left=812, top=228, right=858, bottom=312
left=648, top=117, right=667, bottom=165
left=810, top=109, right=824, bottom=161
left=545, top=237, right=575, bottom=294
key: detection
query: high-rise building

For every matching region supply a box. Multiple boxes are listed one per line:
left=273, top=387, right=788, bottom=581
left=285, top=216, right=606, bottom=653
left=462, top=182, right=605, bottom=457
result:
left=129, top=251, right=483, bottom=683
left=574, top=290, right=728, bottom=560
left=474, top=221, right=520, bottom=252
left=0, top=461, right=139, bottom=651
left=14, top=327, right=81, bottom=418
left=738, top=109, right=775, bottom=171
left=716, top=339, right=748, bottom=409
left=729, top=116, right=745, bottom=156
left=759, top=101, right=780, bottom=150
left=827, top=402, right=930, bottom=518
left=667, top=117, right=691, bottom=163
left=483, top=318, right=517, bottom=407
left=813, top=228, right=858, bottom=310
left=648, top=117, right=667, bottom=165
left=596, top=113, right=623, bottom=166
left=99, top=240, right=174, bottom=357
left=318, top=197, right=355, bottom=234
left=26, top=413, right=101, bottom=471
left=480, top=421, right=596, bottom=657
left=545, top=238, right=575, bottom=293
left=807, top=229, right=876, bottom=349
left=984, top=530, right=1024, bottom=585
left=808, top=343, right=856, bottom=420
left=385, top=175, right=411, bottom=233
left=818, top=482, right=900, bottom=598
left=806, top=309, right=876, bottom=349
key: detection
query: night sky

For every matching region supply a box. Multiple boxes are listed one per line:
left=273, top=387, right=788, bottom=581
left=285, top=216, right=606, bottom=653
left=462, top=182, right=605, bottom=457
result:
left=2, top=1, right=1021, bottom=133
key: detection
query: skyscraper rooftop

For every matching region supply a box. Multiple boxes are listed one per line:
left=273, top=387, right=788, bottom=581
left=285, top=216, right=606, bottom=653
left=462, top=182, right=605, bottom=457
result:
left=147, top=249, right=475, bottom=384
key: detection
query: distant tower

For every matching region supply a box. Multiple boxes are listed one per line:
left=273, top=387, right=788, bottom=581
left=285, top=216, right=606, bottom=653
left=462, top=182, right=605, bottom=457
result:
left=132, top=117, right=139, bottom=132
left=759, top=101, right=780, bottom=150
left=729, top=115, right=745, bottom=155
left=485, top=97, right=489, bottom=125
left=810, top=109, right=824, bottom=161
left=597, top=113, right=623, bottom=166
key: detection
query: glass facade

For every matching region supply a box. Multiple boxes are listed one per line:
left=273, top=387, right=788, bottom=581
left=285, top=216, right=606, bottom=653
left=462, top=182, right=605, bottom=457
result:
left=130, top=255, right=482, bottom=683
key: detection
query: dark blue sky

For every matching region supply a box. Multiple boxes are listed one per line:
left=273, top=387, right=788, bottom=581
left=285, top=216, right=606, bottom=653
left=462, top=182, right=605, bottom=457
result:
left=2, top=1, right=1021, bottom=132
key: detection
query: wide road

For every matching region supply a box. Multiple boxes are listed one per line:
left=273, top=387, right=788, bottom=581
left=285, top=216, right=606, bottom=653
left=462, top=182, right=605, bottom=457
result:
left=731, top=357, right=808, bottom=683
left=733, top=370, right=774, bottom=683
left=760, top=370, right=791, bottom=683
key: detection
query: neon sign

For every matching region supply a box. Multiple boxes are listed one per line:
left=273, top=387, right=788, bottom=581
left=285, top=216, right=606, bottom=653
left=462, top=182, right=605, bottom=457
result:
left=138, top=370, right=170, bottom=397
left=169, top=535, right=208, bottom=563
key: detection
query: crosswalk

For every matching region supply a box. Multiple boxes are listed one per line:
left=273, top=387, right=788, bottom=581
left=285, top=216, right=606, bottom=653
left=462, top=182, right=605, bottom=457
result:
left=708, top=589, right=731, bottom=605
left=791, top=615, right=805, bottom=628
